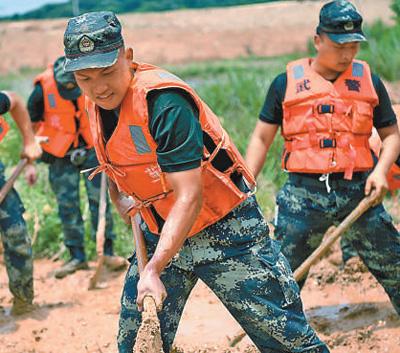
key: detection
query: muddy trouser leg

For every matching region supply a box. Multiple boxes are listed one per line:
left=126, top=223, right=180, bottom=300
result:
left=81, top=149, right=116, bottom=249
left=0, top=162, right=33, bottom=302
left=192, top=196, right=329, bottom=353
left=274, top=181, right=335, bottom=289
left=345, top=203, right=400, bottom=315
left=48, top=157, right=85, bottom=254
left=117, top=230, right=198, bottom=353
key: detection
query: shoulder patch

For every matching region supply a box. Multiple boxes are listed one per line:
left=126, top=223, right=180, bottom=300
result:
left=352, top=62, right=364, bottom=78
left=293, top=65, right=305, bottom=80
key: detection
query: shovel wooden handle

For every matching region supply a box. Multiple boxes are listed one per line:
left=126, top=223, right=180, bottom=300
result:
left=0, top=159, right=28, bottom=204
left=229, top=194, right=377, bottom=348
left=131, top=213, right=149, bottom=275
left=293, top=194, right=376, bottom=281
left=88, top=172, right=108, bottom=290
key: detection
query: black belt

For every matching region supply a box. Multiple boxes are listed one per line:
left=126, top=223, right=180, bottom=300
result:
left=289, top=172, right=368, bottom=189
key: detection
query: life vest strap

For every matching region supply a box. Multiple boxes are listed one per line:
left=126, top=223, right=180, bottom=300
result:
left=285, top=134, right=369, bottom=152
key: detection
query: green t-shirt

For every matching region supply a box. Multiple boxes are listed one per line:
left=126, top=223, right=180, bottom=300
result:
left=100, top=88, right=204, bottom=173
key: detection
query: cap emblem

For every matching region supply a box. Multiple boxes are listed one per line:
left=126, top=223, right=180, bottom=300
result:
left=79, top=36, right=95, bottom=53
left=344, top=22, right=354, bottom=31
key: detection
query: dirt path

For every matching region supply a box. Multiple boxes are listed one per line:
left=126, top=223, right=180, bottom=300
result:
left=0, top=0, right=394, bottom=74
left=1, top=226, right=399, bottom=352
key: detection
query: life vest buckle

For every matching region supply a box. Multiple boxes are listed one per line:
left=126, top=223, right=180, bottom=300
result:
left=317, top=104, right=334, bottom=114
left=320, top=138, right=337, bottom=148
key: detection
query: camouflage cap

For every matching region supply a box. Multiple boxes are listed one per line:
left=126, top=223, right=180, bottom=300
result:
left=317, top=0, right=366, bottom=44
left=53, top=56, right=81, bottom=100
left=63, top=11, right=124, bottom=72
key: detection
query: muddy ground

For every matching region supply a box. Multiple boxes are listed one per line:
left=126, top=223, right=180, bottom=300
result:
left=0, top=196, right=399, bottom=353
left=0, top=0, right=394, bottom=74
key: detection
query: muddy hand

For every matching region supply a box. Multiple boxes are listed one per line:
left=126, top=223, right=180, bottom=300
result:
left=136, top=268, right=167, bottom=312
left=365, top=169, right=388, bottom=205
left=21, top=139, right=42, bottom=162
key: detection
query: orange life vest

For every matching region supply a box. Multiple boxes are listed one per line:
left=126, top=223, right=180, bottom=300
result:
left=87, top=63, right=256, bottom=236
left=33, top=66, right=93, bottom=158
left=282, top=58, right=379, bottom=180
left=0, top=115, right=9, bottom=143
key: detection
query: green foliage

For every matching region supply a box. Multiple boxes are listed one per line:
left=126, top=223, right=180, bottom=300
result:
left=358, top=20, right=400, bottom=81
left=391, top=0, right=400, bottom=23
left=2, top=0, right=276, bottom=20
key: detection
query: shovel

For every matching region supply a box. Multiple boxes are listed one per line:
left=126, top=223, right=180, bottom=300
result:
left=88, top=172, right=108, bottom=290
left=293, top=194, right=376, bottom=280
left=0, top=158, right=28, bottom=205
left=131, top=213, right=164, bottom=353
left=228, top=194, right=377, bottom=347
left=0, top=136, right=49, bottom=205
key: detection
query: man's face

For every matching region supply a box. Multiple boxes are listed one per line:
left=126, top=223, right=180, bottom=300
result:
left=74, top=48, right=132, bottom=110
left=314, top=33, right=360, bottom=74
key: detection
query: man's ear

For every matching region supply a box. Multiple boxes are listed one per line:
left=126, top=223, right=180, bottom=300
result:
left=124, top=47, right=133, bottom=62
left=314, top=34, right=321, bottom=52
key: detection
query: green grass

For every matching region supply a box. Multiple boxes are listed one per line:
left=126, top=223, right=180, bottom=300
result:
left=358, top=21, right=400, bottom=81
left=1, top=27, right=398, bottom=259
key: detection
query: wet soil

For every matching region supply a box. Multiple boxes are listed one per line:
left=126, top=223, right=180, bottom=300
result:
left=1, top=197, right=399, bottom=353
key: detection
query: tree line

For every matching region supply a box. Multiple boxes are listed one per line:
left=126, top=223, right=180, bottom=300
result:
left=2, top=0, right=276, bottom=21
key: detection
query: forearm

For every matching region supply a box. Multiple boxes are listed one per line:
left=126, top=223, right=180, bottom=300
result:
left=7, top=92, right=36, bottom=145
left=375, top=132, right=400, bottom=175
left=245, top=136, right=269, bottom=179
left=146, top=194, right=202, bottom=275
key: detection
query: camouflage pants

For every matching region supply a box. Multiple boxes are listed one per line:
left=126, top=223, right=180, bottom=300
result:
left=0, top=161, right=33, bottom=302
left=275, top=174, right=400, bottom=314
left=118, top=196, right=329, bottom=353
left=48, top=148, right=115, bottom=255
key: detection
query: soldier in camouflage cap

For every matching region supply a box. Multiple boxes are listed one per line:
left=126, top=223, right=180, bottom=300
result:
left=246, top=0, right=400, bottom=316
left=64, top=11, right=124, bottom=72
left=317, top=0, right=367, bottom=44
left=63, top=11, right=330, bottom=353
left=26, top=55, right=127, bottom=279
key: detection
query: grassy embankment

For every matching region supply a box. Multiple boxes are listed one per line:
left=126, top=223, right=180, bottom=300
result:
left=1, top=14, right=399, bottom=259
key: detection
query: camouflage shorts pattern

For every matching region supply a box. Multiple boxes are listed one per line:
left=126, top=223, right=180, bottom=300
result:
left=0, top=161, right=33, bottom=301
left=275, top=174, right=400, bottom=314
left=118, top=196, right=329, bottom=353
left=48, top=148, right=116, bottom=250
